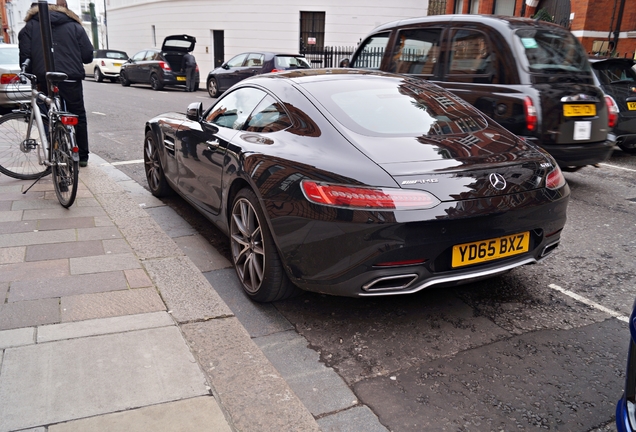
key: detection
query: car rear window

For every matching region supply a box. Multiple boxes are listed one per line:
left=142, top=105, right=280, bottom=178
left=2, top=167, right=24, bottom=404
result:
left=0, top=47, right=18, bottom=65
left=302, top=76, right=487, bottom=137
left=274, top=56, right=311, bottom=69
left=592, top=61, right=636, bottom=86
left=515, top=28, right=590, bottom=74
left=104, top=51, right=128, bottom=60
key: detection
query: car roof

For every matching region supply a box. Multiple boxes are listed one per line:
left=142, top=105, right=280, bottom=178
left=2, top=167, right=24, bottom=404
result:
left=369, top=13, right=569, bottom=35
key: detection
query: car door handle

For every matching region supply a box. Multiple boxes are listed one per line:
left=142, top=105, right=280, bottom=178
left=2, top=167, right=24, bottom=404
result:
left=207, top=139, right=220, bottom=149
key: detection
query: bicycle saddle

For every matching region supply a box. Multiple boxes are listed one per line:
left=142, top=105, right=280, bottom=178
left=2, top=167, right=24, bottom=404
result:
left=46, top=72, right=69, bottom=84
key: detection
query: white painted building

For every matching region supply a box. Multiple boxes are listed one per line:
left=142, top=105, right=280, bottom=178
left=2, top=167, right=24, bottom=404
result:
left=106, top=0, right=430, bottom=81
left=5, top=0, right=106, bottom=47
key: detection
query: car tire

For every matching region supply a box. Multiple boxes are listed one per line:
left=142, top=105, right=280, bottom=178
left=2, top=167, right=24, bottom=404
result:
left=207, top=78, right=219, bottom=98
left=94, top=68, right=104, bottom=82
left=120, top=71, right=130, bottom=86
left=143, top=130, right=172, bottom=197
left=230, top=188, right=300, bottom=302
left=150, top=73, right=163, bottom=91
left=619, top=144, right=636, bottom=155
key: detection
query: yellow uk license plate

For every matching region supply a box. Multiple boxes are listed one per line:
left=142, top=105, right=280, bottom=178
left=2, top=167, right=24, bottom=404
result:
left=176, top=76, right=186, bottom=81
left=627, top=101, right=636, bottom=110
left=113, top=63, right=122, bottom=67
left=451, top=232, right=530, bottom=268
left=563, top=104, right=596, bottom=117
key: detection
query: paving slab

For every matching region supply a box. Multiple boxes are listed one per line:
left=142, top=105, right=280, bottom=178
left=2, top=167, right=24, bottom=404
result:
left=69, top=252, right=141, bottom=275
left=0, top=326, right=209, bottom=432
left=175, top=234, right=231, bottom=272
left=60, top=287, right=166, bottom=322
left=205, top=268, right=294, bottom=337
left=0, top=259, right=69, bottom=283
left=11, top=199, right=68, bottom=211
left=124, top=268, right=153, bottom=288
left=0, top=246, right=25, bottom=264
left=0, top=298, right=60, bottom=331
left=75, top=226, right=122, bottom=241
left=102, top=238, right=133, bottom=255
left=182, top=318, right=320, bottom=432
left=0, top=229, right=77, bottom=248
left=0, top=283, right=7, bottom=303
left=8, top=271, right=128, bottom=302
left=0, top=327, right=34, bottom=349
left=0, top=210, right=22, bottom=222
left=36, top=216, right=95, bottom=231
left=25, top=240, right=104, bottom=262
left=48, top=396, right=231, bottom=432
left=38, top=311, right=174, bottom=342
left=144, top=256, right=232, bottom=322
left=93, top=191, right=150, bottom=225
left=21, top=206, right=107, bottom=220
left=255, top=330, right=357, bottom=416
left=0, top=220, right=37, bottom=234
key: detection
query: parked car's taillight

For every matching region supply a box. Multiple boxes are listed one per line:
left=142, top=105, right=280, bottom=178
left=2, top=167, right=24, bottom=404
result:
left=0, top=74, right=19, bottom=84
left=605, top=95, right=619, bottom=128
left=158, top=61, right=171, bottom=71
left=100, top=60, right=106, bottom=66
left=546, top=166, right=566, bottom=190
left=524, top=96, right=537, bottom=132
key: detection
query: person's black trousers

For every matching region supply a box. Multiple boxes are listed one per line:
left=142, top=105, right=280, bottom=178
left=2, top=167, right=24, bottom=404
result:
left=186, top=67, right=196, bottom=91
left=58, top=80, right=89, bottom=161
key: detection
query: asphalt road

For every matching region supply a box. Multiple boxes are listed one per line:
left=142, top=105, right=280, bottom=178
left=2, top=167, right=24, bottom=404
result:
left=84, top=78, right=635, bottom=431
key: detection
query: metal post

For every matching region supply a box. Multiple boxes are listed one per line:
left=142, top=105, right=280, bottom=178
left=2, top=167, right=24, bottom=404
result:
left=37, top=0, right=55, bottom=92
left=90, top=3, right=99, bottom=49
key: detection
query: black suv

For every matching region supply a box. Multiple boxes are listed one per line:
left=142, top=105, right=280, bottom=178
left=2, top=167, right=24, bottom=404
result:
left=120, top=34, right=199, bottom=91
left=344, top=15, right=614, bottom=169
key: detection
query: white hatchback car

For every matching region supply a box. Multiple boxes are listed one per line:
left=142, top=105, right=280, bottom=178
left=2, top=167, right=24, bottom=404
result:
left=84, top=49, right=128, bottom=82
left=0, top=44, right=31, bottom=107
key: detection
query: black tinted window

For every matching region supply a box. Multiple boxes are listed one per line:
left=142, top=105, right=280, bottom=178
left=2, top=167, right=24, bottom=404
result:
left=274, top=56, right=311, bottom=69
left=515, top=28, right=590, bottom=73
left=593, top=61, right=636, bottom=85
left=350, top=32, right=390, bottom=70
left=389, top=28, right=442, bottom=75
left=245, top=96, right=292, bottom=132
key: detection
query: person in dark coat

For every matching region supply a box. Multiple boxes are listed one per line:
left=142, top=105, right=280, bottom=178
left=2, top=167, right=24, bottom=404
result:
left=18, top=0, right=94, bottom=166
left=181, top=53, right=197, bottom=92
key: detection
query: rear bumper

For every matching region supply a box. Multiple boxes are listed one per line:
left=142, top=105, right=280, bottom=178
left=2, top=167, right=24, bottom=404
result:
left=534, top=138, right=615, bottom=168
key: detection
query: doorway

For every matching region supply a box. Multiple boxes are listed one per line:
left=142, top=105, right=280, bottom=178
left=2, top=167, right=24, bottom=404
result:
left=211, top=30, right=224, bottom=68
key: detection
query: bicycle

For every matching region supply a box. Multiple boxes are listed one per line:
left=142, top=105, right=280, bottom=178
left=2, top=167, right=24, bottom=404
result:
left=0, top=59, right=80, bottom=208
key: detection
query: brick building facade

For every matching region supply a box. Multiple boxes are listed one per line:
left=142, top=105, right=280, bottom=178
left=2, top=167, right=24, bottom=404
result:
left=442, top=0, right=635, bottom=57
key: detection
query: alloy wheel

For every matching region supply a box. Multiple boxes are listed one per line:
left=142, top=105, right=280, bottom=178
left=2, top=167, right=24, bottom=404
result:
left=230, top=197, right=265, bottom=294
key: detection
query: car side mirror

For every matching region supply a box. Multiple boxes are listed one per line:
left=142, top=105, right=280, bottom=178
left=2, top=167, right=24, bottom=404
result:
left=222, top=63, right=229, bottom=70
left=186, top=102, right=203, bottom=121
left=339, top=58, right=350, bottom=68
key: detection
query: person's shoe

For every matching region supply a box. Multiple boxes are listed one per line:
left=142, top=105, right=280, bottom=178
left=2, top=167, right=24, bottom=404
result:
left=79, top=160, right=88, bottom=168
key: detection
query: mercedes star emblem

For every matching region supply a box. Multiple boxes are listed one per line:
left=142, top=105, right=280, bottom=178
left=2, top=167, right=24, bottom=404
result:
left=489, top=173, right=507, bottom=191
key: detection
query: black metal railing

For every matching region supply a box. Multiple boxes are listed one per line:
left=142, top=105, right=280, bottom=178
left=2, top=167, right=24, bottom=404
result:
left=300, top=46, right=356, bottom=68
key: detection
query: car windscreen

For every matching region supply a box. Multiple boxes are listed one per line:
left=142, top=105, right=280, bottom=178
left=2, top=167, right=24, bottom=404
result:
left=275, top=56, right=311, bottom=69
left=301, top=76, right=488, bottom=137
left=0, top=47, right=19, bottom=65
left=592, top=61, right=636, bottom=86
left=515, top=28, right=591, bottom=74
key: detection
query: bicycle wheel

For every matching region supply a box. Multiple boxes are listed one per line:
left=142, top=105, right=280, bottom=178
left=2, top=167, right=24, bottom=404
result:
left=0, top=112, right=51, bottom=180
left=51, top=122, right=78, bottom=208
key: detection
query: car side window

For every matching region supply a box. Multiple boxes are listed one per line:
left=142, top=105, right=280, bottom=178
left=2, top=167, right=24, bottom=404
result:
left=389, top=28, right=442, bottom=76
left=350, top=32, right=391, bottom=70
left=204, top=87, right=267, bottom=130
left=132, top=51, right=146, bottom=61
left=226, top=54, right=248, bottom=68
left=145, top=51, right=159, bottom=61
left=245, top=53, right=265, bottom=67
left=447, top=29, right=496, bottom=84
left=245, top=96, right=292, bottom=133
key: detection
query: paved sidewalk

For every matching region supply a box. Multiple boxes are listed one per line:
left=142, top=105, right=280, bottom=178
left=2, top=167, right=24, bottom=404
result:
left=0, top=159, right=319, bottom=432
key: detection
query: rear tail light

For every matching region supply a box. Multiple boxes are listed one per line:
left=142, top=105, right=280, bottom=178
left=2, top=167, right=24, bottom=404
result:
left=301, top=180, right=440, bottom=210
left=100, top=60, right=106, bottom=66
left=60, top=115, right=79, bottom=126
left=524, top=96, right=537, bottom=132
left=1, top=73, right=19, bottom=84
left=546, top=166, right=566, bottom=190
left=271, top=69, right=284, bottom=73
left=158, top=61, right=171, bottom=71
left=605, top=95, right=619, bottom=128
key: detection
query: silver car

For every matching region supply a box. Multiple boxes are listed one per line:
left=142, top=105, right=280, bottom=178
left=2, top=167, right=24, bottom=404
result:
left=0, top=44, right=30, bottom=107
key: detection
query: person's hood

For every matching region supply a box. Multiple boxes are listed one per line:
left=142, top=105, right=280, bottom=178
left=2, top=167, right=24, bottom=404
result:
left=24, top=5, right=82, bottom=25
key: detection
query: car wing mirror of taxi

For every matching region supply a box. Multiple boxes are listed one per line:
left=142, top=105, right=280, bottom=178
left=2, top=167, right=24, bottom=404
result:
left=339, top=58, right=350, bottom=68
left=222, top=63, right=230, bottom=70
left=186, top=102, right=203, bottom=121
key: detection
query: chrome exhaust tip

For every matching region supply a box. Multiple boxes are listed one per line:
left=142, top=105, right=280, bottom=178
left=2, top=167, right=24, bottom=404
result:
left=540, top=240, right=560, bottom=258
left=362, top=274, right=419, bottom=292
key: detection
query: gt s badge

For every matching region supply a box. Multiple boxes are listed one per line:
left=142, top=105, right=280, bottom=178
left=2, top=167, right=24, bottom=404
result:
left=402, top=179, right=439, bottom=185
